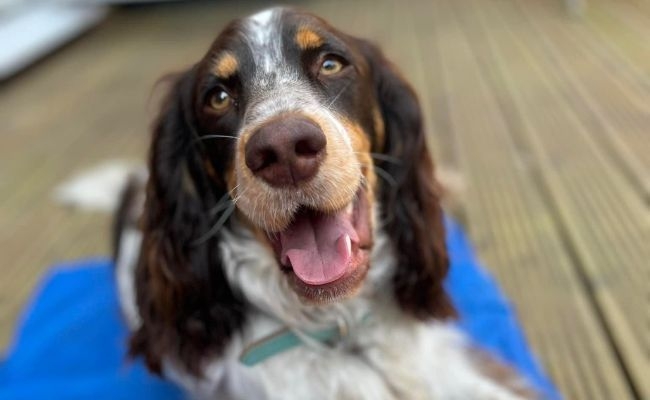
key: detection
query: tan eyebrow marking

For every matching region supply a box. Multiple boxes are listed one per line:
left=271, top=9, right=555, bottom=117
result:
left=213, top=52, right=239, bottom=78
left=295, top=26, right=324, bottom=50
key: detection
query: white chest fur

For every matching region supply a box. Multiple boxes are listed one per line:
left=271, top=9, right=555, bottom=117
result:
left=118, top=222, right=530, bottom=400
left=170, top=313, right=528, bottom=400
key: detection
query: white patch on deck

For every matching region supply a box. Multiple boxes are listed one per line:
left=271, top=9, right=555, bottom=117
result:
left=53, top=160, right=138, bottom=212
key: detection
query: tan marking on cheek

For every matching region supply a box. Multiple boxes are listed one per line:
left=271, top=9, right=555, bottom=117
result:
left=302, top=114, right=362, bottom=208
left=339, top=118, right=378, bottom=194
left=213, top=52, right=238, bottom=78
left=233, top=127, right=255, bottom=195
left=372, top=106, right=385, bottom=152
left=295, top=27, right=324, bottom=50
left=364, top=164, right=378, bottom=202
left=226, top=163, right=237, bottom=195
left=349, top=121, right=372, bottom=153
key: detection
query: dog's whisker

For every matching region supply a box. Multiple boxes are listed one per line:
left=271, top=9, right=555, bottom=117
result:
left=228, top=183, right=241, bottom=198
left=208, top=191, right=235, bottom=217
left=353, top=152, right=402, bottom=167
left=209, top=201, right=233, bottom=218
left=192, top=134, right=238, bottom=147
left=362, top=152, right=401, bottom=165
left=231, top=186, right=249, bottom=205
left=326, top=81, right=352, bottom=110
left=194, top=202, right=236, bottom=245
left=200, top=134, right=239, bottom=140
left=374, top=166, right=397, bottom=188
left=197, top=187, right=246, bottom=244
left=359, top=175, right=369, bottom=190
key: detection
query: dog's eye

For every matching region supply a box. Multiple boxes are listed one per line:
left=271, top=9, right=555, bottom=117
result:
left=319, top=56, right=344, bottom=76
left=209, top=89, right=233, bottom=112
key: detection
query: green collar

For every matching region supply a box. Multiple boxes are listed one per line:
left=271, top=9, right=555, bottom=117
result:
left=239, top=315, right=369, bottom=367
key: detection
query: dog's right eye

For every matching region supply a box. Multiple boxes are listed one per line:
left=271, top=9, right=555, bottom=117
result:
left=208, top=88, right=234, bottom=113
left=318, top=54, right=347, bottom=78
left=320, top=58, right=343, bottom=76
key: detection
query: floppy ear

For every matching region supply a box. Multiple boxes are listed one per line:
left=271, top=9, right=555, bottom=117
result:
left=129, top=67, right=246, bottom=376
left=361, top=42, right=456, bottom=320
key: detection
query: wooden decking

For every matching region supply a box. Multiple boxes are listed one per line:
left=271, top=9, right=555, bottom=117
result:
left=0, top=1, right=648, bottom=398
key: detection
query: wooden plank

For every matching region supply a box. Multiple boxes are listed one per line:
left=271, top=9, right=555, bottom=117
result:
left=511, top=1, right=650, bottom=203
left=0, top=10, right=210, bottom=218
left=565, top=0, right=588, bottom=17
left=0, top=2, right=645, bottom=397
left=421, top=0, right=637, bottom=398
left=0, top=3, right=245, bottom=350
left=0, top=211, right=112, bottom=348
left=586, top=0, right=650, bottom=74
left=478, top=0, right=649, bottom=397
left=571, top=3, right=650, bottom=103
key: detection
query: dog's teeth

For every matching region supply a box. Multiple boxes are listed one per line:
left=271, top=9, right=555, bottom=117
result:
left=344, top=234, right=352, bottom=256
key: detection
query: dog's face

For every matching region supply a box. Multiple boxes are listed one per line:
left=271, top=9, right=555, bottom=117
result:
left=133, top=7, right=454, bottom=374
left=190, top=8, right=385, bottom=303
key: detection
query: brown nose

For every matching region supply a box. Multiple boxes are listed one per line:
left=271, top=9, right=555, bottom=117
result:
left=245, top=117, right=326, bottom=187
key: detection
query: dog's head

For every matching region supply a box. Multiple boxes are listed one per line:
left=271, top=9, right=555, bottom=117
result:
left=131, top=7, right=454, bottom=374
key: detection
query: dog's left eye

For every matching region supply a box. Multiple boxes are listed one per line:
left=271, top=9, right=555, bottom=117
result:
left=208, top=88, right=234, bottom=113
left=319, top=56, right=345, bottom=76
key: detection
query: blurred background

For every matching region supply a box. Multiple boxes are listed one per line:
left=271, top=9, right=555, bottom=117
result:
left=0, top=0, right=648, bottom=398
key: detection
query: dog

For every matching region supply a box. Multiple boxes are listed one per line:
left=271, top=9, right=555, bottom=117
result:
left=113, top=7, right=538, bottom=399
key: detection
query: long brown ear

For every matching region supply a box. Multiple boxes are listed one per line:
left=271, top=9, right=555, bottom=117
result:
left=129, top=67, right=246, bottom=376
left=361, top=41, right=456, bottom=320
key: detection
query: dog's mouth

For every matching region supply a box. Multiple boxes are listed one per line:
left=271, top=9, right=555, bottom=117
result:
left=267, top=188, right=372, bottom=302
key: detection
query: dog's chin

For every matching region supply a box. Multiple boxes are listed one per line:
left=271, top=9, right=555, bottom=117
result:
left=264, top=187, right=373, bottom=305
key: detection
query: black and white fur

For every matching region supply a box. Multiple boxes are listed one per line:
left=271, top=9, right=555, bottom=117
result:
left=114, top=7, right=537, bottom=400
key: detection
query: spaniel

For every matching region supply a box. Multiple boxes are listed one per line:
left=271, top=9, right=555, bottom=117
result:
left=113, top=7, right=537, bottom=399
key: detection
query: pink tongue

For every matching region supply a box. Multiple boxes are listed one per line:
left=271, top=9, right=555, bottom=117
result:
left=280, top=210, right=358, bottom=285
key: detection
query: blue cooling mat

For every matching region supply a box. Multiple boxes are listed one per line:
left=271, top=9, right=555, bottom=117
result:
left=0, top=218, right=561, bottom=399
